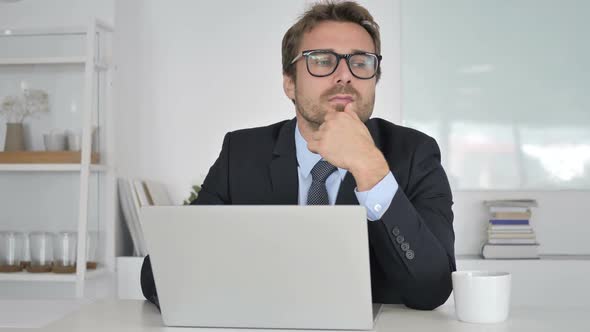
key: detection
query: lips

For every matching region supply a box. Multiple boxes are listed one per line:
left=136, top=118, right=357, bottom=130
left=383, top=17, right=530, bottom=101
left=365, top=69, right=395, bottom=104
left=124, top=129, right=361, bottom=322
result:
left=328, top=95, right=354, bottom=104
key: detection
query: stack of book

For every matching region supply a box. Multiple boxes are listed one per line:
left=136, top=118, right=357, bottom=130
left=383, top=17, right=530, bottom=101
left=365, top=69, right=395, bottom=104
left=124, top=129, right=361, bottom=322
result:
left=481, top=199, right=540, bottom=259
left=117, top=178, right=173, bottom=256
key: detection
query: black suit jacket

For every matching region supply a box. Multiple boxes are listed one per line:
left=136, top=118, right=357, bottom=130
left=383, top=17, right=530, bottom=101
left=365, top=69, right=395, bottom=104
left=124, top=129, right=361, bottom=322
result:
left=141, top=118, right=456, bottom=310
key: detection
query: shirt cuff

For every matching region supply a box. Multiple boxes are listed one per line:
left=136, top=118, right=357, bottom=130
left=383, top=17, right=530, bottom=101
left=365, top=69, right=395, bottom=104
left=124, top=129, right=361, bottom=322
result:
left=354, top=171, right=398, bottom=221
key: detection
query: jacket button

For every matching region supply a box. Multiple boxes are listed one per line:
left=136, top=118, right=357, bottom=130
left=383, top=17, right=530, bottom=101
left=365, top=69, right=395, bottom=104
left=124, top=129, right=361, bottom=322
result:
left=392, top=227, right=400, bottom=236
left=406, top=250, right=415, bottom=260
left=401, top=242, right=410, bottom=251
left=396, top=235, right=405, bottom=244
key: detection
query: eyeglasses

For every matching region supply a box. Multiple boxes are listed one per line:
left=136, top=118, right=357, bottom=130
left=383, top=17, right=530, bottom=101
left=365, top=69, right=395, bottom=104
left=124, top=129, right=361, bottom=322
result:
left=290, top=49, right=382, bottom=80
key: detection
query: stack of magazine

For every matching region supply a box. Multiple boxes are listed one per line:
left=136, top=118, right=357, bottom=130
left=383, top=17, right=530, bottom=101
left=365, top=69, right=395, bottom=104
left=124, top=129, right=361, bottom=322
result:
left=482, top=199, right=539, bottom=259
left=117, top=178, right=172, bottom=256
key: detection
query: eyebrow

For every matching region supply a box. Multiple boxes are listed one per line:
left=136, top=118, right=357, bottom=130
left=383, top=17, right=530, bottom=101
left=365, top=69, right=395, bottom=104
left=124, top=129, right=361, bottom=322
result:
left=318, top=48, right=375, bottom=54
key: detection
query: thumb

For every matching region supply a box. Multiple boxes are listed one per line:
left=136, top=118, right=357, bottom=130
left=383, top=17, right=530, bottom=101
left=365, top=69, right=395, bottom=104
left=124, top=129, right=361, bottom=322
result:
left=344, top=103, right=359, bottom=120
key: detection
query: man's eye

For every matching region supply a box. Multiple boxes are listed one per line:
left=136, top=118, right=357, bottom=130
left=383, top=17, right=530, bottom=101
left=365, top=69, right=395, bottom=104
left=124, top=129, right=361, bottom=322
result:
left=310, top=56, right=334, bottom=66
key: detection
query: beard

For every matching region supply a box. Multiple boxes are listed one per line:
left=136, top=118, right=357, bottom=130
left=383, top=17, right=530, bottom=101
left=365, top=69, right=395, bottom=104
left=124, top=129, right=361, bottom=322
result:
left=294, top=84, right=375, bottom=130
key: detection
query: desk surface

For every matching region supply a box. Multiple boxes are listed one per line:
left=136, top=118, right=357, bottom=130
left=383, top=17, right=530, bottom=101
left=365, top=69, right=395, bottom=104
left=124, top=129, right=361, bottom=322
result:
left=42, top=300, right=589, bottom=332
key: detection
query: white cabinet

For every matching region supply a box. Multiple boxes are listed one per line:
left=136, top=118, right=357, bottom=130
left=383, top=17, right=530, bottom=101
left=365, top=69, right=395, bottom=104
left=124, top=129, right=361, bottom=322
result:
left=0, top=19, right=115, bottom=298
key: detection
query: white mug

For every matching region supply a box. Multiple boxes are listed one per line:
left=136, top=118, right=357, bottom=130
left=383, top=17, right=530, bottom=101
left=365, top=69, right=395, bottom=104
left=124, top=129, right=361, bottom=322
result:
left=43, top=130, right=66, bottom=151
left=452, top=271, right=511, bottom=323
left=64, top=128, right=98, bottom=151
left=65, top=130, right=82, bottom=151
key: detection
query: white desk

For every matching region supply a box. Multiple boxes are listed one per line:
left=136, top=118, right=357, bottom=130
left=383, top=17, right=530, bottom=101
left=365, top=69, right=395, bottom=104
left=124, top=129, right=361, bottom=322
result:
left=41, top=300, right=590, bottom=331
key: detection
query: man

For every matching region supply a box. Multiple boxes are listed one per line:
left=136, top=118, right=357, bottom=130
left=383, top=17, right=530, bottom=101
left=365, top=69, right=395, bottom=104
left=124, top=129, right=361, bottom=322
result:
left=142, top=1, right=455, bottom=310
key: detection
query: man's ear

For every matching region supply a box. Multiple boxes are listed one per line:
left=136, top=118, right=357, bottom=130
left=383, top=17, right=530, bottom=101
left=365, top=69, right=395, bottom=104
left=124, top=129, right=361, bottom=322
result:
left=283, top=74, right=295, bottom=101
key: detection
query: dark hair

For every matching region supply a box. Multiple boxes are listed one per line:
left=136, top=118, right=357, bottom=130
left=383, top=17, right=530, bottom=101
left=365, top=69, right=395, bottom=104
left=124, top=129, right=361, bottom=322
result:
left=282, top=1, right=381, bottom=81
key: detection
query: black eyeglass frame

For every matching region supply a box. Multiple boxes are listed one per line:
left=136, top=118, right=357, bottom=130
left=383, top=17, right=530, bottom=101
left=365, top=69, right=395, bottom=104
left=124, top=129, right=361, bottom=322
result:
left=290, top=49, right=382, bottom=80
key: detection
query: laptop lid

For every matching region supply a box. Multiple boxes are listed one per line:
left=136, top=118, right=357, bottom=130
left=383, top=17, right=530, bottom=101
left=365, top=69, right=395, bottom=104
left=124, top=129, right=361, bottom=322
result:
left=140, top=205, right=374, bottom=330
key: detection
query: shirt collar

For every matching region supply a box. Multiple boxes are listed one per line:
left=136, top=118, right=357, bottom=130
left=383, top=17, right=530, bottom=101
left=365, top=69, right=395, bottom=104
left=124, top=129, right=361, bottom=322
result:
left=295, top=122, right=347, bottom=181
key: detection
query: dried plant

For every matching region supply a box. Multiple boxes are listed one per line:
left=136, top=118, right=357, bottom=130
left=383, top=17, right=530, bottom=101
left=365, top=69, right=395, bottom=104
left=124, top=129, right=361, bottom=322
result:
left=0, top=89, right=49, bottom=123
left=183, top=185, right=201, bottom=205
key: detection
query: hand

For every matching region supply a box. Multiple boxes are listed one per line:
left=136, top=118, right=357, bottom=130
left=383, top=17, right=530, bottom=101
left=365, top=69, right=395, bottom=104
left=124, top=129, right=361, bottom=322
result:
left=307, top=104, right=389, bottom=191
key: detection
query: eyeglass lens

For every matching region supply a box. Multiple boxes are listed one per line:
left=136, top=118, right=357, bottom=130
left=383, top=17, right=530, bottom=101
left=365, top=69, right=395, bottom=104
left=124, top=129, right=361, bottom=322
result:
left=306, top=52, right=377, bottom=78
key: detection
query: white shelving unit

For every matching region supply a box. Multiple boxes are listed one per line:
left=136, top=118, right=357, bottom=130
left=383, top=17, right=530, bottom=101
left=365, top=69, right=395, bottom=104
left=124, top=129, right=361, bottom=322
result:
left=0, top=19, right=115, bottom=298
left=0, top=57, right=86, bottom=66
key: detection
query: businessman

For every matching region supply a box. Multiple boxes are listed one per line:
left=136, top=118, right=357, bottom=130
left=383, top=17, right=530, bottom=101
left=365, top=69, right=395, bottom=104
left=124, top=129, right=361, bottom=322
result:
left=142, top=1, right=456, bottom=310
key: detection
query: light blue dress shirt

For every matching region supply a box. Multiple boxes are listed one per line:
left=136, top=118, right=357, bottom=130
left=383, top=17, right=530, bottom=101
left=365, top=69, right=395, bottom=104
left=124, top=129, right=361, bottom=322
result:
left=295, top=123, right=398, bottom=221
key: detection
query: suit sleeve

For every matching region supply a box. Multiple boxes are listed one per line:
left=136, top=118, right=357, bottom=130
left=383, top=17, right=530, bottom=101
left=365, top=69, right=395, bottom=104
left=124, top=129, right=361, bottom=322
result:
left=369, top=136, right=456, bottom=310
left=140, top=133, right=232, bottom=306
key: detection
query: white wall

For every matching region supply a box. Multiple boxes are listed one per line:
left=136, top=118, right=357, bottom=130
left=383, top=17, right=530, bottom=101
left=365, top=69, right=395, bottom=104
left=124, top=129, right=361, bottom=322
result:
left=0, top=0, right=113, bottom=28
left=113, top=0, right=400, bottom=204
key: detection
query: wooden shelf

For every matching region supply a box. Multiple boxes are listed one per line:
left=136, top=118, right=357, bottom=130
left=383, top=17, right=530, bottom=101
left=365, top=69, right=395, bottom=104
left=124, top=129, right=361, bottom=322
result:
left=0, top=151, right=100, bottom=164
left=0, top=267, right=106, bottom=282
left=0, top=57, right=110, bottom=71
left=0, top=164, right=109, bottom=172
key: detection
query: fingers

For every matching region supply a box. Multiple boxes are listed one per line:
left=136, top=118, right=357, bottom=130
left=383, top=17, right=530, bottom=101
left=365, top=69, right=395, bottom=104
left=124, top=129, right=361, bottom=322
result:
left=324, top=105, right=356, bottom=122
left=311, top=130, right=322, bottom=141
left=344, top=103, right=360, bottom=120
left=326, top=104, right=359, bottom=122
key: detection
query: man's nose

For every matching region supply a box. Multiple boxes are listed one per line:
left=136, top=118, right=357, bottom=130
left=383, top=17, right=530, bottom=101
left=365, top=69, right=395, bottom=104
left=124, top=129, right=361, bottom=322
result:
left=332, top=58, right=352, bottom=85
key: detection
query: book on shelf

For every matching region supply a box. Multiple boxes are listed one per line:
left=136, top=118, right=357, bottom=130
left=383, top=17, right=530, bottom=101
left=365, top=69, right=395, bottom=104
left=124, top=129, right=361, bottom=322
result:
left=117, top=178, right=148, bottom=257
left=482, top=198, right=539, bottom=259
left=488, top=225, right=533, bottom=231
left=483, top=199, right=538, bottom=208
left=133, top=179, right=151, bottom=207
left=489, top=206, right=531, bottom=213
left=487, top=232, right=536, bottom=239
left=117, top=178, right=173, bottom=257
left=489, top=219, right=529, bottom=225
left=117, top=179, right=141, bottom=256
left=482, top=243, right=540, bottom=259
left=143, top=180, right=173, bottom=206
left=488, top=238, right=538, bottom=245
left=491, top=211, right=531, bottom=220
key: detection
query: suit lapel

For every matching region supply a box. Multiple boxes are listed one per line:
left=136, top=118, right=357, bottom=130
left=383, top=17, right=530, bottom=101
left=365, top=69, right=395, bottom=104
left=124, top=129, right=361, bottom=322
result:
left=269, top=119, right=299, bottom=205
left=365, top=119, right=383, bottom=151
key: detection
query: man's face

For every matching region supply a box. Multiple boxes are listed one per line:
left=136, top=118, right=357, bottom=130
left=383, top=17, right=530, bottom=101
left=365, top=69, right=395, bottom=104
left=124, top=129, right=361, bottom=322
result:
left=284, top=21, right=377, bottom=130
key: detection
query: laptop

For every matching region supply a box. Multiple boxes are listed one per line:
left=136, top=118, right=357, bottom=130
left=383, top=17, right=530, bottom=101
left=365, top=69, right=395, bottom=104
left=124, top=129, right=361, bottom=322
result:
left=140, top=205, right=380, bottom=330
